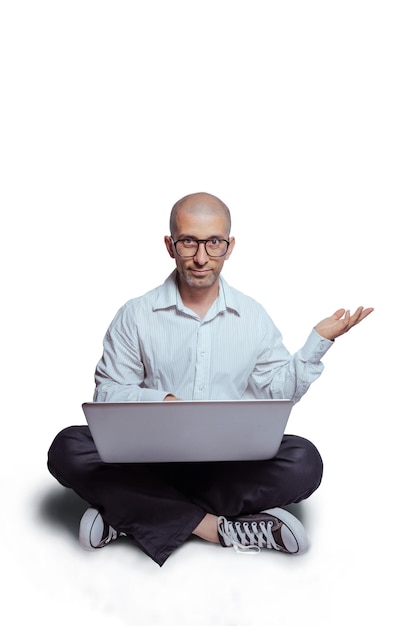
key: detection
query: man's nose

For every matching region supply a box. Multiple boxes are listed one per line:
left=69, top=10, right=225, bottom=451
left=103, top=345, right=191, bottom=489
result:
left=194, top=241, right=209, bottom=264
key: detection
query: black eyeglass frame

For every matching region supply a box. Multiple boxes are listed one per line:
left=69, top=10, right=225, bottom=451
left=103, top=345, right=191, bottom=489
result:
left=171, top=237, right=231, bottom=258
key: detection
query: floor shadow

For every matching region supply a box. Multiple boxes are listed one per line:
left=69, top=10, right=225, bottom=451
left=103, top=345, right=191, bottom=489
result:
left=38, top=486, right=89, bottom=539
left=283, top=501, right=308, bottom=526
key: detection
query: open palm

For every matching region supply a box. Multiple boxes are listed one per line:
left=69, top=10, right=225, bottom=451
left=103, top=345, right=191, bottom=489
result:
left=315, top=306, right=374, bottom=341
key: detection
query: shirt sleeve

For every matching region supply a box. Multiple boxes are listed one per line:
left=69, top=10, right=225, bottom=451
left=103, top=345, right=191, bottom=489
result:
left=93, top=303, right=171, bottom=403
left=248, top=313, right=334, bottom=403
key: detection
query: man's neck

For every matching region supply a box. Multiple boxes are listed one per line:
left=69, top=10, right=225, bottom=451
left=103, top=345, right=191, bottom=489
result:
left=177, top=278, right=220, bottom=319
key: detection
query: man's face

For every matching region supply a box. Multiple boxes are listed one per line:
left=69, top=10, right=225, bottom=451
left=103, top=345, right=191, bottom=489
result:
left=165, top=208, right=235, bottom=291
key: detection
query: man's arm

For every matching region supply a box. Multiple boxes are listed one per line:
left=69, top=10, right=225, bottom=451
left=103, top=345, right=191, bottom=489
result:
left=93, top=303, right=173, bottom=403
left=249, top=305, right=373, bottom=404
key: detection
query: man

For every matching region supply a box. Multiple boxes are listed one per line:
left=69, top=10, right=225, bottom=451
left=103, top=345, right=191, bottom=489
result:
left=47, top=192, right=373, bottom=566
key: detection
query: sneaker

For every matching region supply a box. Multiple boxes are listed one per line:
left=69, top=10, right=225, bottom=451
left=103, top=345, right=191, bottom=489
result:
left=79, top=508, right=124, bottom=551
left=217, top=507, right=308, bottom=555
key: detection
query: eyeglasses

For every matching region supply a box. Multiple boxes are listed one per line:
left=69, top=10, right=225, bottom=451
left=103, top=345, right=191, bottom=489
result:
left=172, top=237, right=230, bottom=258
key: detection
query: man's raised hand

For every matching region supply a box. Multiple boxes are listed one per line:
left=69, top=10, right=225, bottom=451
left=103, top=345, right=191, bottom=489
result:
left=315, top=306, right=374, bottom=341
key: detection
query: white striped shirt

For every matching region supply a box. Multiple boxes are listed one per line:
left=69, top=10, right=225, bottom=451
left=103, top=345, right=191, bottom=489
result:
left=94, top=271, right=333, bottom=404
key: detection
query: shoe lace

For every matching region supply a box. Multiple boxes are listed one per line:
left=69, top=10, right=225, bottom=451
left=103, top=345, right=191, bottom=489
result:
left=218, top=517, right=281, bottom=554
left=99, top=524, right=119, bottom=547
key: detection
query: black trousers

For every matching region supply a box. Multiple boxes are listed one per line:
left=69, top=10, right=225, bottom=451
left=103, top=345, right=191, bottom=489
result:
left=47, top=425, right=323, bottom=566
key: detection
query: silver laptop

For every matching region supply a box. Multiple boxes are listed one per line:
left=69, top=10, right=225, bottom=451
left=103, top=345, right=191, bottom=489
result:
left=82, top=399, right=293, bottom=463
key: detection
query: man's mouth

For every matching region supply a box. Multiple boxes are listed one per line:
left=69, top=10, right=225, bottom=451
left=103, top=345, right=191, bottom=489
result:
left=190, top=269, right=210, bottom=276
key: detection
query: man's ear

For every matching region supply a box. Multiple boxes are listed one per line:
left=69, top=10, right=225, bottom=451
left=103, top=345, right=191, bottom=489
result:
left=225, top=236, right=235, bottom=260
left=164, top=236, right=175, bottom=259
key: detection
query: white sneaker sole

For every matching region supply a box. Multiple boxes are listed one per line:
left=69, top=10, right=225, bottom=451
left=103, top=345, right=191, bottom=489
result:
left=263, top=506, right=309, bottom=554
left=79, top=508, right=104, bottom=551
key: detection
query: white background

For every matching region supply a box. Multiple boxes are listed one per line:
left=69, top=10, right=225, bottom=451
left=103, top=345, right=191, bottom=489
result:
left=1, top=1, right=415, bottom=624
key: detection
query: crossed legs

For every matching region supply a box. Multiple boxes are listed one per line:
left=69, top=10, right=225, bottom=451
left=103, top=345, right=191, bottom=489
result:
left=47, top=425, right=323, bottom=565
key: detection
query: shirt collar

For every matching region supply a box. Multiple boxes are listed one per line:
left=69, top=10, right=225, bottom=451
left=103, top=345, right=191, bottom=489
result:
left=152, top=271, right=178, bottom=310
left=153, top=270, right=241, bottom=316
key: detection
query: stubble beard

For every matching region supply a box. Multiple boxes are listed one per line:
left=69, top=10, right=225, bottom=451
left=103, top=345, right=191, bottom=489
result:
left=179, top=267, right=221, bottom=290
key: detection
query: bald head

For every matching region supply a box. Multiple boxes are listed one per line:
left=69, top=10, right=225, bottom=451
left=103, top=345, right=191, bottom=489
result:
left=169, top=192, right=231, bottom=238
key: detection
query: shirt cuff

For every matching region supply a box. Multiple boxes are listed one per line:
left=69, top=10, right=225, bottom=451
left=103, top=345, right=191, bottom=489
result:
left=136, top=388, right=172, bottom=402
left=300, top=328, right=334, bottom=363
left=94, top=385, right=171, bottom=403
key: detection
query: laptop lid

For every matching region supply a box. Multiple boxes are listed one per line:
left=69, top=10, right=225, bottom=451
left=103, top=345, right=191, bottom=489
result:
left=82, top=399, right=293, bottom=463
